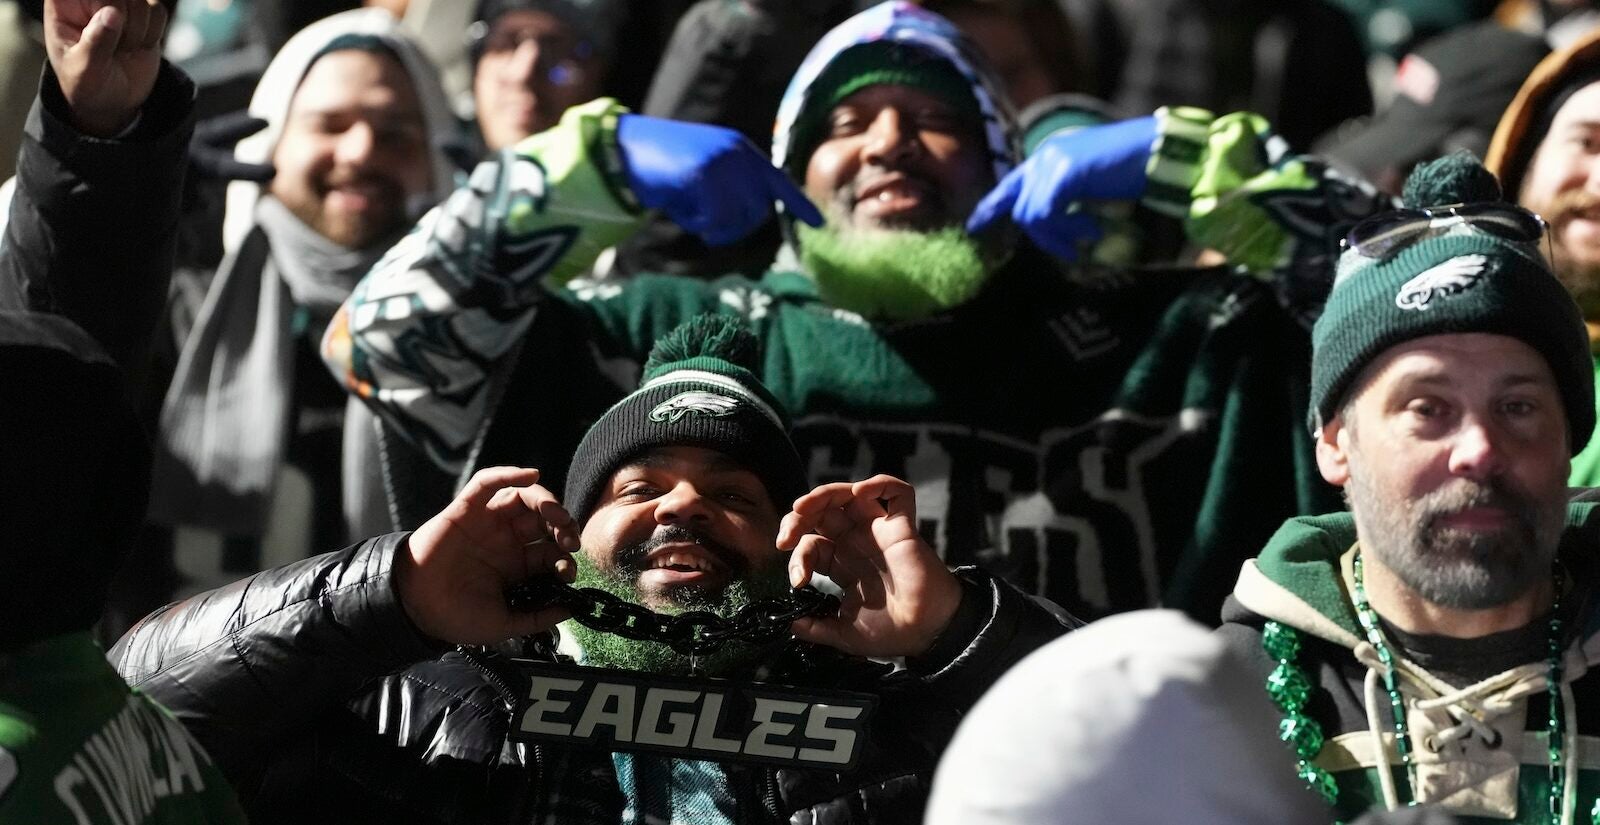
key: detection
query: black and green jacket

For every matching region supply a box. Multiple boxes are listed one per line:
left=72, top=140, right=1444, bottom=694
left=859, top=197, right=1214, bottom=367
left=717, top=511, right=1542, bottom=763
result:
left=1219, top=506, right=1600, bottom=823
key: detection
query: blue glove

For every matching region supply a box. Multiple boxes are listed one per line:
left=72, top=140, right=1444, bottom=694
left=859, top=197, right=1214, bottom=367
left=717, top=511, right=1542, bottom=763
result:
left=966, top=115, right=1158, bottom=260
left=616, top=114, right=824, bottom=246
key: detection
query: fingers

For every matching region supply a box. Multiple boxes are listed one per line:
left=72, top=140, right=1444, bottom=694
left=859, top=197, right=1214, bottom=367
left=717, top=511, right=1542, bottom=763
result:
left=789, top=615, right=847, bottom=651
left=851, top=475, right=916, bottom=519
left=119, top=0, right=149, bottom=53
left=77, top=3, right=124, bottom=66
left=139, top=0, right=167, bottom=53
left=514, top=486, right=581, bottom=551
left=965, top=164, right=1024, bottom=234
left=788, top=533, right=838, bottom=588
left=502, top=606, right=572, bottom=640
left=777, top=482, right=857, bottom=548
left=522, top=539, right=576, bottom=583
left=1029, top=212, right=1103, bottom=261
left=482, top=478, right=580, bottom=552
left=455, top=466, right=541, bottom=514
left=779, top=476, right=917, bottom=547
left=766, top=164, right=824, bottom=227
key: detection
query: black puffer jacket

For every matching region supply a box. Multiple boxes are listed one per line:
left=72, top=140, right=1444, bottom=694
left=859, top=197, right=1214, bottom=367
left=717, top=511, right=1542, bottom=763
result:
left=110, top=535, right=1080, bottom=824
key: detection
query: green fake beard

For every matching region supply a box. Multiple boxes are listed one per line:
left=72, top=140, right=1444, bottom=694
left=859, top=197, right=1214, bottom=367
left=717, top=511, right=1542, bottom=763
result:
left=562, top=550, right=792, bottom=677
left=796, top=219, right=993, bottom=321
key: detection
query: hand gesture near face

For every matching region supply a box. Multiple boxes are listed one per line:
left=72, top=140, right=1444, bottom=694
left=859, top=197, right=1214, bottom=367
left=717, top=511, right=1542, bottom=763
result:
left=398, top=467, right=581, bottom=646
left=777, top=475, right=963, bottom=658
left=45, top=0, right=168, bottom=136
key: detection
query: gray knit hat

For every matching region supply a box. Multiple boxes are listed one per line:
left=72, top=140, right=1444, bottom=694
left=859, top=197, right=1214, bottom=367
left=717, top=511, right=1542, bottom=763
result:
left=1310, top=153, right=1593, bottom=451
left=563, top=315, right=807, bottom=525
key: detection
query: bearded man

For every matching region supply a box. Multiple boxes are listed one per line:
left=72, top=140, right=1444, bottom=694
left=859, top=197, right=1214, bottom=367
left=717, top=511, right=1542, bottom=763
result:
left=111, top=314, right=1078, bottom=823
left=1213, top=156, right=1600, bottom=823
left=324, top=0, right=1362, bottom=622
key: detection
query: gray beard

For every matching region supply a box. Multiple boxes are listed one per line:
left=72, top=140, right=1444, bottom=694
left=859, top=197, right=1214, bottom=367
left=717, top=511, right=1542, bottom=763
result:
left=1345, top=456, right=1562, bottom=610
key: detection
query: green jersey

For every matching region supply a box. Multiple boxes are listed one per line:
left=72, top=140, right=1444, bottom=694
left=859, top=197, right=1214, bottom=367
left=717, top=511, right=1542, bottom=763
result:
left=0, top=633, right=243, bottom=824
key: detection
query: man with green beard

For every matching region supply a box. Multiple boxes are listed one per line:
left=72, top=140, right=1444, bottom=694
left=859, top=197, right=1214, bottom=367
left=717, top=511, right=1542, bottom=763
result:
left=112, top=313, right=1079, bottom=824
left=324, top=0, right=1361, bottom=622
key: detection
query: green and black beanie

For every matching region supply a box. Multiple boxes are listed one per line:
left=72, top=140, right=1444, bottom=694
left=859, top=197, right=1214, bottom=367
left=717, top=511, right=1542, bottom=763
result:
left=1310, top=153, right=1593, bottom=451
left=783, top=39, right=982, bottom=177
left=563, top=314, right=807, bottom=525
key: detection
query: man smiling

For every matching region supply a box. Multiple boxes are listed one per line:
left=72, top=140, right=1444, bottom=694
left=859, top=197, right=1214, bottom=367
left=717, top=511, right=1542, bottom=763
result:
left=112, top=315, right=1077, bottom=823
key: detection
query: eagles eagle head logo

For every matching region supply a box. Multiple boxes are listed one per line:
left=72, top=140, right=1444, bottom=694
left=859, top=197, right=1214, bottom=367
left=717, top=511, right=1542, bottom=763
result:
left=649, top=391, right=742, bottom=424
left=1395, top=254, right=1488, bottom=311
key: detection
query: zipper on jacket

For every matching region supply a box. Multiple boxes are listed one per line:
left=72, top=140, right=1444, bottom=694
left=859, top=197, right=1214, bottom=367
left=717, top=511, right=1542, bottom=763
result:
left=763, top=767, right=782, bottom=823
left=458, top=645, right=521, bottom=710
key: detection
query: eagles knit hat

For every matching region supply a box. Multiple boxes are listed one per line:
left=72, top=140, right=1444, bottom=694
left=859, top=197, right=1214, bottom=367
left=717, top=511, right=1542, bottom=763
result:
left=783, top=39, right=982, bottom=176
left=563, top=315, right=807, bottom=525
left=1309, top=153, right=1593, bottom=451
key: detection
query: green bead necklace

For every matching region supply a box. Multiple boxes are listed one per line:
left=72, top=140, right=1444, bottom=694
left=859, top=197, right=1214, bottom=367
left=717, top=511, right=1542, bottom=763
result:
left=1263, top=556, right=1581, bottom=824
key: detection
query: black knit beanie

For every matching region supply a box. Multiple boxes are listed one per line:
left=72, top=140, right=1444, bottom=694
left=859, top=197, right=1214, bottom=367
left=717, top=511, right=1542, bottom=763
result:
left=1310, top=153, right=1593, bottom=451
left=563, top=315, right=806, bottom=525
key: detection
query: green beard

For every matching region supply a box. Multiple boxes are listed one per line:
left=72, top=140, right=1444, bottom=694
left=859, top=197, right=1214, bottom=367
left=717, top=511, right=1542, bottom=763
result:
left=562, top=550, right=792, bottom=677
left=796, top=220, right=993, bottom=321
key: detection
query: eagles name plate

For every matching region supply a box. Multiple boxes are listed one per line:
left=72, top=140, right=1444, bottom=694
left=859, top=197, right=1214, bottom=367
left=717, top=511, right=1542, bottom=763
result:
left=507, top=660, right=876, bottom=770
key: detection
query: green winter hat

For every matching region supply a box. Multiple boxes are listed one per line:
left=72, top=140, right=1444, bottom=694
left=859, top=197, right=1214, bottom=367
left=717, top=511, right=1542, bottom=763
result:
left=785, top=40, right=982, bottom=176
left=563, top=315, right=806, bottom=525
left=1309, top=153, right=1593, bottom=452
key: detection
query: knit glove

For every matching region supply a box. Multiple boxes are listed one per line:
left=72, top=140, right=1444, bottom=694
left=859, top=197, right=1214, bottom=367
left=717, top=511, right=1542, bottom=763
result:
left=966, top=115, right=1158, bottom=260
left=616, top=114, right=824, bottom=246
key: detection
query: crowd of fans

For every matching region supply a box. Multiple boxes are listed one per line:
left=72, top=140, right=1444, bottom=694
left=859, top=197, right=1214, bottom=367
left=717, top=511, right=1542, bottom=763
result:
left=6, top=0, right=1600, bottom=823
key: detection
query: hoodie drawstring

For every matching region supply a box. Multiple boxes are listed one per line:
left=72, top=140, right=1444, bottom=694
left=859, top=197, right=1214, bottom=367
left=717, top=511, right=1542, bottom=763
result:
left=1354, top=642, right=1554, bottom=813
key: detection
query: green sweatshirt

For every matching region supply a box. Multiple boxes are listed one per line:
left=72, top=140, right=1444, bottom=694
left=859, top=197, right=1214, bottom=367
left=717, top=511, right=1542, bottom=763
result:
left=0, top=633, right=243, bottom=824
left=323, top=98, right=1367, bottom=620
left=1220, top=507, right=1600, bottom=823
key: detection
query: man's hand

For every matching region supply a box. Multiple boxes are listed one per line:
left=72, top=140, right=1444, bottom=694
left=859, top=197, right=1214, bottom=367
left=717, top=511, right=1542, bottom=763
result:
left=45, top=0, right=167, bottom=137
left=777, top=475, right=962, bottom=659
left=398, top=466, right=582, bottom=646
left=616, top=113, right=824, bottom=246
left=966, top=115, right=1158, bottom=260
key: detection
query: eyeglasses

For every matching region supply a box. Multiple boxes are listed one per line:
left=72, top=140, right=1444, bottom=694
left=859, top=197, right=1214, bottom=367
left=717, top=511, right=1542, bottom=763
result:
left=1341, top=202, right=1547, bottom=260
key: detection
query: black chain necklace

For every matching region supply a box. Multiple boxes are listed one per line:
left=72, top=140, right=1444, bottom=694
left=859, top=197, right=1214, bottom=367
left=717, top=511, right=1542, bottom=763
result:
left=506, top=577, right=841, bottom=656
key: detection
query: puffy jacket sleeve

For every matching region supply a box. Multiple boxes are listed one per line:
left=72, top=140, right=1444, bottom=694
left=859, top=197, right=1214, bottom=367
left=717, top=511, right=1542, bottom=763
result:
left=0, top=60, right=194, bottom=397
left=897, top=566, right=1084, bottom=711
left=321, top=97, right=646, bottom=474
left=108, top=533, right=444, bottom=788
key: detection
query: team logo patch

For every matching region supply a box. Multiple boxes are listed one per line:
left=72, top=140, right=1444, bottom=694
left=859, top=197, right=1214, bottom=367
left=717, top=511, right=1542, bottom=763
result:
left=650, top=391, right=740, bottom=424
left=509, top=661, right=875, bottom=770
left=1395, top=254, right=1488, bottom=311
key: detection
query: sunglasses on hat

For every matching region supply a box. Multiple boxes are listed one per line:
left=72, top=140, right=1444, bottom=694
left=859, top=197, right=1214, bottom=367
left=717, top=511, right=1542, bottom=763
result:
left=1340, top=202, right=1546, bottom=260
